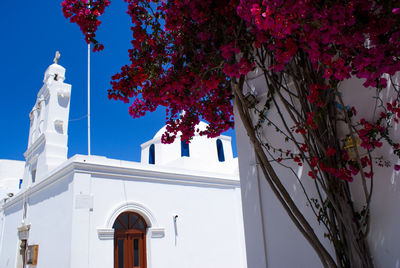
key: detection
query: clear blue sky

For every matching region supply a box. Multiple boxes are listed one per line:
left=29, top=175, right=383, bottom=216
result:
left=0, top=0, right=236, bottom=162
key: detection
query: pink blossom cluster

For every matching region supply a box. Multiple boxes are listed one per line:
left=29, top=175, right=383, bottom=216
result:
left=237, top=0, right=400, bottom=87
left=306, top=150, right=375, bottom=182
left=102, top=0, right=238, bottom=142
left=358, top=118, right=384, bottom=150
left=62, top=0, right=110, bottom=51
left=386, top=100, right=400, bottom=123
left=62, top=0, right=400, bottom=177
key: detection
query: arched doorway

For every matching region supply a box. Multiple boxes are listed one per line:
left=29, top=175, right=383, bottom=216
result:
left=113, top=212, right=147, bottom=268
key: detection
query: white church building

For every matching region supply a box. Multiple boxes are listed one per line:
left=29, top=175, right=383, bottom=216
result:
left=0, top=59, right=247, bottom=268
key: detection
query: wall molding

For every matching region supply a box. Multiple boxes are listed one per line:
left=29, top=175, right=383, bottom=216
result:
left=97, top=228, right=114, bottom=240
left=98, top=201, right=165, bottom=240
left=105, top=201, right=158, bottom=228
left=2, top=155, right=239, bottom=210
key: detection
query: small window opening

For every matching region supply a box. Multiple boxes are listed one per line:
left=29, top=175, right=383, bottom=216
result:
left=19, top=179, right=23, bottom=189
left=149, top=144, right=155, bottom=164
left=31, top=169, right=37, bottom=183
left=181, top=140, right=190, bottom=157
left=217, top=139, right=225, bottom=162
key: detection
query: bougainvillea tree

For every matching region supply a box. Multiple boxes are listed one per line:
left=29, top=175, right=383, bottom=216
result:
left=62, top=0, right=400, bottom=267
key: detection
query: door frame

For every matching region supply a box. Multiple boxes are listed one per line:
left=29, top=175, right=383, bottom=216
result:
left=113, top=212, right=148, bottom=268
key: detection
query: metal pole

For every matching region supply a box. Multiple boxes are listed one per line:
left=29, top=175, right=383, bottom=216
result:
left=88, top=43, right=91, bottom=156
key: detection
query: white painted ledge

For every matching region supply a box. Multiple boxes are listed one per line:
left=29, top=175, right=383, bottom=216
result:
left=97, top=228, right=114, bottom=240
left=97, top=227, right=165, bottom=240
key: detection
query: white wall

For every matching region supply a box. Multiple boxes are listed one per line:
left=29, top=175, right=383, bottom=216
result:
left=1, top=154, right=247, bottom=268
left=235, top=74, right=400, bottom=267
left=234, top=105, right=325, bottom=268
left=0, top=202, right=24, bottom=268
left=0, top=173, right=74, bottom=268
left=340, top=77, right=400, bottom=268
left=0, top=160, right=25, bottom=199
left=90, top=178, right=244, bottom=268
left=26, top=174, right=74, bottom=268
left=69, top=155, right=246, bottom=268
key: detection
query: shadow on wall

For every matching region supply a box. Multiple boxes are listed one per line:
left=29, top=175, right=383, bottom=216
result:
left=4, top=170, right=72, bottom=215
left=365, top=165, right=400, bottom=267
left=57, top=93, right=69, bottom=108
left=28, top=174, right=73, bottom=206
left=3, top=201, right=23, bottom=216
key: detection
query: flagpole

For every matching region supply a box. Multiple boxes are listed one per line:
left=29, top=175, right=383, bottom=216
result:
left=87, top=43, right=91, bottom=156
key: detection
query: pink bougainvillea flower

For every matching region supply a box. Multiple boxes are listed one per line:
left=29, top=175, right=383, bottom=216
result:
left=310, top=157, right=318, bottom=167
left=326, top=147, right=336, bottom=157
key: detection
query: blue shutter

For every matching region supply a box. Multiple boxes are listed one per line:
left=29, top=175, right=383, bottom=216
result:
left=217, top=139, right=225, bottom=162
left=149, top=144, right=155, bottom=164
left=181, top=140, right=190, bottom=157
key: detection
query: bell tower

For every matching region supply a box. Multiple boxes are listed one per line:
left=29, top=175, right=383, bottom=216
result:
left=21, top=52, right=71, bottom=189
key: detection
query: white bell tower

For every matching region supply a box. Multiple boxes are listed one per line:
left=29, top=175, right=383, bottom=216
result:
left=21, top=52, right=71, bottom=189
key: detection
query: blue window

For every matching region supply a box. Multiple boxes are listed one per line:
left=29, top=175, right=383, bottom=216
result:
left=19, top=179, right=23, bottom=189
left=217, top=139, right=225, bottom=162
left=181, top=140, right=190, bottom=157
left=149, top=144, right=155, bottom=164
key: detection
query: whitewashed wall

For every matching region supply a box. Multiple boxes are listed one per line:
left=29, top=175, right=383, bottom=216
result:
left=0, top=160, right=24, bottom=200
left=26, top=174, right=74, bottom=267
left=341, top=78, right=400, bottom=268
left=235, top=106, right=326, bottom=268
left=1, top=155, right=246, bottom=268
left=235, top=74, right=400, bottom=267
left=72, top=155, right=246, bottom=268
left=0, top=172, right=74, bottom=268
left=0, top=202, right=23, bottom=268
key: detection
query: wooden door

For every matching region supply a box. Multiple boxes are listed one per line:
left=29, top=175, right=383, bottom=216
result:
left=113, top=212, right=147, bottom=268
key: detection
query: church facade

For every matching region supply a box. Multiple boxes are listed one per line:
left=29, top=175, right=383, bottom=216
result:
left=0, top=60, right=246, bottom=268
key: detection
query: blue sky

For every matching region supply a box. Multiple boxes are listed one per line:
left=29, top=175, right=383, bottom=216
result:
left=0, top=0, right=236, bottom=162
